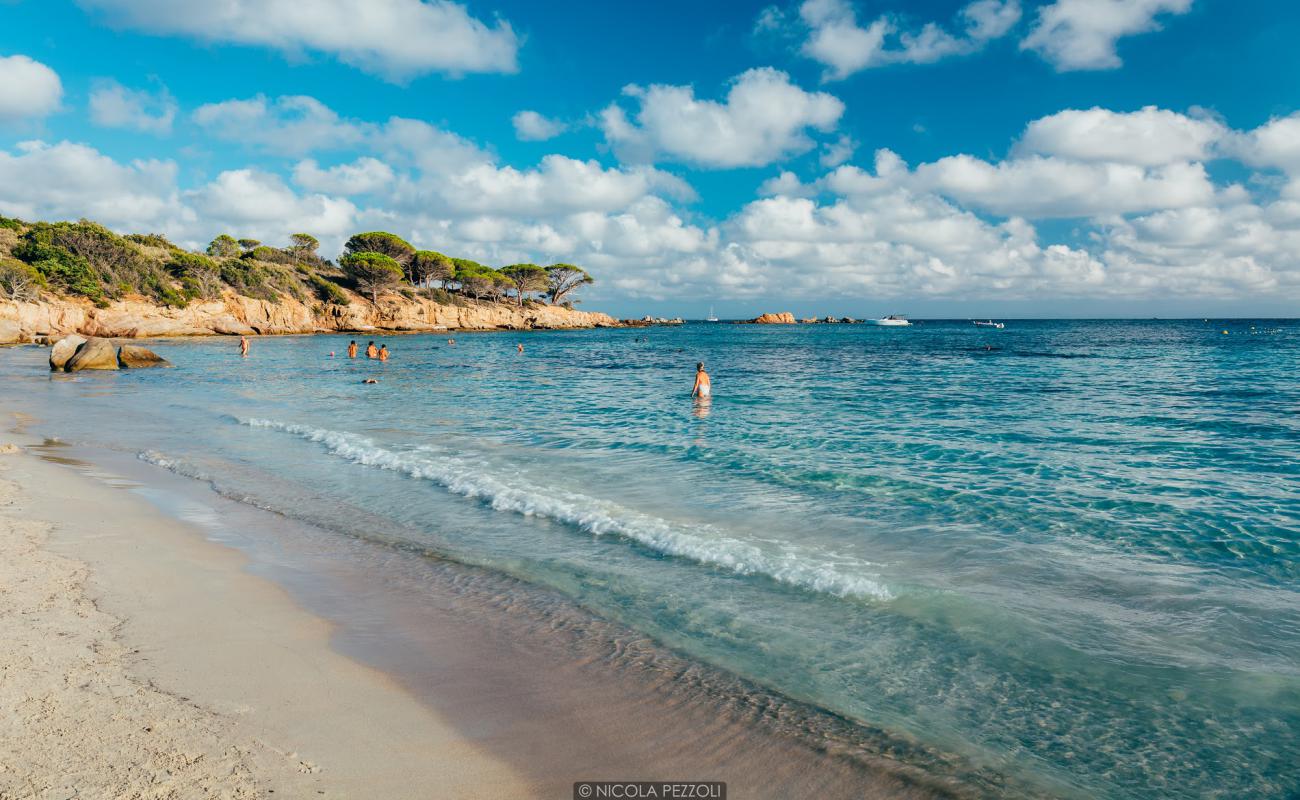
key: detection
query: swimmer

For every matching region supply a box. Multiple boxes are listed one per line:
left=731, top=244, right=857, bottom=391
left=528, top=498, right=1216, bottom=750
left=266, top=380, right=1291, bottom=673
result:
left=362, top=378, right=378, bottom=384
left=517, top=342, right=524, bottom=354
left=239, top=336, right=249, bottom=357
left=348, top=340, right=358, bottom=358
left=379, top=344, right=389, bottom=362
left=448, top=338, right=455, bottom=346
left=366, top=341, right=378, bottom=359
left=691, top=361, right=711, bottom=399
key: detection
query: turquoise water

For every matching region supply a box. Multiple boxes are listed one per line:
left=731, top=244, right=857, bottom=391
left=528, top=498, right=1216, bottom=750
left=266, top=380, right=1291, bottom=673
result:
left=4, top=319, right=1298, bottom=798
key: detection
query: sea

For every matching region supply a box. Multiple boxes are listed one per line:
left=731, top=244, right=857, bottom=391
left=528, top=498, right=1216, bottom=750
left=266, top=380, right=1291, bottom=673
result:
left=3, top=318, right=1297, bottom=799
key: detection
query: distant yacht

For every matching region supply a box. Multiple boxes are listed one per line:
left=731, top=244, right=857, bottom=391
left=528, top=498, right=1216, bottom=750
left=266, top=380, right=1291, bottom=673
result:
left=865, top=314, right=912, bottom=327
left=974, top=320, right=1005, bottom=329
left=706, top=305, right=719, bottom=322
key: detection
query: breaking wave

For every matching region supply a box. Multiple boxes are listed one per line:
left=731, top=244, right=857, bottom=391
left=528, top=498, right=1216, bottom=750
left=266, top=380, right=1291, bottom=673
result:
left=239, top=418, right=893, bottom=602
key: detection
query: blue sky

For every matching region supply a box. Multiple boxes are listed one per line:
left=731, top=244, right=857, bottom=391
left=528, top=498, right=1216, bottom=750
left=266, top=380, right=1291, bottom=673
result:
left=2, top=0, right=1299, bottom=317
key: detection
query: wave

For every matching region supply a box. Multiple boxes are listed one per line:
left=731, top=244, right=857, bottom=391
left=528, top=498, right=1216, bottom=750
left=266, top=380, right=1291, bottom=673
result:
left=239, top=418, right=893, bottom=601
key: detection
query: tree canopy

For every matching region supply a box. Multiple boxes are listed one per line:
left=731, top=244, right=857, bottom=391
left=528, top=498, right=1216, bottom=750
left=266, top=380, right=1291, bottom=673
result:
left=206, top=234, right=240, bottom=259
left=500, top=263, right=548, bottom=306
left=289, top=233, right=319, bottom=254
left=340, top=251, right=403, bottom=303
left=544, top=263, right=593, bottom=305
left=410, top=250, right=454, bottom=288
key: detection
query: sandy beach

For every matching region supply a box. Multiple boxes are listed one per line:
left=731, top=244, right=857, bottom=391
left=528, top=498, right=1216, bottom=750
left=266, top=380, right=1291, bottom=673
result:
left=0, top=432, right=532, bottom=800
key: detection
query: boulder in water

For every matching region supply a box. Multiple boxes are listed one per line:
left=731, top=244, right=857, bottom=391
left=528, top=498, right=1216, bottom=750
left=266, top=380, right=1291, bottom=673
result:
left=49, top=334, right=87, bottom=371
left=117, top=344, right=172, bottom=368
left=750, top=312, right=796, bottom=324
left=64, top=337, right=120, bottom=372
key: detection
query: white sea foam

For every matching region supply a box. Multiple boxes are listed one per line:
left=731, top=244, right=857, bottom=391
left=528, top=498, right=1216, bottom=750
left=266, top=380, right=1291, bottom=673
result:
left=240, top=418, right=893, bottom=601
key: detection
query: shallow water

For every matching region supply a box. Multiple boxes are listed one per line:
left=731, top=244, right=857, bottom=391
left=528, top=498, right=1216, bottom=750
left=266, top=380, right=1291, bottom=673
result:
left=5, top=319, right=1298, bottom=798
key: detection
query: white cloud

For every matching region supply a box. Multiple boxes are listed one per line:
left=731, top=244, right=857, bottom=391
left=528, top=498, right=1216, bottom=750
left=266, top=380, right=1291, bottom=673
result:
left=725, top=156, right=1107, bottom=299
left=0, top=140, right=178, bottom=228
left=599, top=67, right=844, bottom=168
left=293, top=157, right=395, bottom=195
left=185, top=169, right=357, bottom=242
left=1021, top=0, right=1193, bottom=71
left=512, top=110, right=567, bottom=141
left=76, top=0, right=518, bottom=81
left=912, top=153, right=1216, bottom=218
left=1017, top=106, right=1224, bottom=166
left=192, top=95, right=366, bottom=155
left=407, top=154, right=695, bottom=217
left=0, top=55, right=63, bottom=122
left=1230, top=112, right=1300, bottom=175
left=89, top=79, right=176, bottom=134
left=794, top=0, right=1021, bottom=80
left=820, top=133, right=856, bottom=167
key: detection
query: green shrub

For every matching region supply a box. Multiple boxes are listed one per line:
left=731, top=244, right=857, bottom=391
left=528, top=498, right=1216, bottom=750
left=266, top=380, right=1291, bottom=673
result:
left=308, top=274, right=350, bottom=305
left=0, top=258, right=45, bottom=301
left=0, top=216, right=23, bottom=232
left=245, top=245, right=298, bottom=265
left=125, top=233, right=177, bottom=249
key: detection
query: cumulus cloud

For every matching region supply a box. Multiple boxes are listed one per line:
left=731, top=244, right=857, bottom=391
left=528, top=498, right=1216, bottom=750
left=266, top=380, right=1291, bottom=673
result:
left=293, top=157, right=395, bottom=195
left=512, top=110, right=567, bottom=141
left=192, top=95, right=367, bottom=155
left=0, top=140, right=178, bottom=228
left=794, top=0, right=1021, bottom=80
left=186, top=168, right=357, bottom=241
left=0, top=55, right=63, bottom=122
left=1021, top=0, right=1193, bottom=71
left=89, top=79, right=176, bottom=134
left=1230, top=112, right=1300, bottom=175
left=599, top=67, right=843, bottom=168
left=912, top=153, right=1216, bottom=218
left=820, top=133, right=857, bottom=167
left=75, top=0, right=519, bottom=81
left=1017, top=106, right=1224, bottom=166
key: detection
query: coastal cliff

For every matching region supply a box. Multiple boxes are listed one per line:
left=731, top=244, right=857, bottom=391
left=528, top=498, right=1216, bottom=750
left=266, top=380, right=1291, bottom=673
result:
left=0, top=216, right=618, bottom=344
left=0, top=293, right=619, bottom=344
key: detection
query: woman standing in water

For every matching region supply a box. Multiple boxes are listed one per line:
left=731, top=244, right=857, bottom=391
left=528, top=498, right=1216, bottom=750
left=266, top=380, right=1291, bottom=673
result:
left=239, top=336, right=249, bottom=357
left=691, top=362, right=711, bottom=398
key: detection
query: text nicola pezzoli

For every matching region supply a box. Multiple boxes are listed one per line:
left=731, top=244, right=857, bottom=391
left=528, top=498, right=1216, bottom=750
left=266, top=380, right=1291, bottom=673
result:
left=574, top=781, right=725, bottom=799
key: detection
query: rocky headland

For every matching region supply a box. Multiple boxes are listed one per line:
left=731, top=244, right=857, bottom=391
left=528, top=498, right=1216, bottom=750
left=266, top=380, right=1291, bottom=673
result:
left=0, top=293, right=618, bottom=345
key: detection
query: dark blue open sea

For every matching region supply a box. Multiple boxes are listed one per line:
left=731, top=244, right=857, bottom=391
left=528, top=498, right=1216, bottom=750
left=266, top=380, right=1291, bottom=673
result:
left=3, top=319, right=1297, bottom=798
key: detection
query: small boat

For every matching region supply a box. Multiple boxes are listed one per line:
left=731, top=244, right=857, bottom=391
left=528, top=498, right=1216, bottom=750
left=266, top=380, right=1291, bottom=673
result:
left=706, top=305, right=719, bottom=322
left=865, top=314, right=912, bottom=327
left=973, top=320, right=1004, bottom=329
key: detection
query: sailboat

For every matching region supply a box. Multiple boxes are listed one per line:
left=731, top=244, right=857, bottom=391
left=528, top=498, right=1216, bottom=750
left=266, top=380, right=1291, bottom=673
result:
left=706, top=305, right=719, bottom=322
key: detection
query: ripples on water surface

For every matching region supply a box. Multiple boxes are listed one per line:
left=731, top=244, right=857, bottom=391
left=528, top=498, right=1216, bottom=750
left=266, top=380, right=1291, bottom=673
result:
left=4, top=319, right=1298, bottom=798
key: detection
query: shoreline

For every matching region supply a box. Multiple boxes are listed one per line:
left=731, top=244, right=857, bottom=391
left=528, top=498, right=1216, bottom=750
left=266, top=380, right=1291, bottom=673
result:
left=0, top=431, right=534, bottom=799
left=0, top=417, right=1016, bottom=799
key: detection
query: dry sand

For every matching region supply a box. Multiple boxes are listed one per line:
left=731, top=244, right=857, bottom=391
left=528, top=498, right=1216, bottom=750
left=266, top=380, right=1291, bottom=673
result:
left=0, top=439, right=533, bottom=800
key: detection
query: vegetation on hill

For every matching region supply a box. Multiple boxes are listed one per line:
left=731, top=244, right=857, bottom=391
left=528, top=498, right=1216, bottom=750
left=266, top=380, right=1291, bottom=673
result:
left=0, top=215, right=595, bottom=311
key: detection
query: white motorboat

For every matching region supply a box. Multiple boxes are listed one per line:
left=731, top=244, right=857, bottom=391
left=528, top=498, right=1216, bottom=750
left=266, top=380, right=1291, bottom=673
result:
left=865, top=314, right=912, bottom=326
left=974, top=320, right=1005, bottom=329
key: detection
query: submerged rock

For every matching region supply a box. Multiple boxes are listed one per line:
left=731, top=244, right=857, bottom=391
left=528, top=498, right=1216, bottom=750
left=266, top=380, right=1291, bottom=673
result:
left=64, top=337, right=119, bottom=371
left=49, top=334, right=87, bottom=371
left=117, top=344, right=172, bottom=368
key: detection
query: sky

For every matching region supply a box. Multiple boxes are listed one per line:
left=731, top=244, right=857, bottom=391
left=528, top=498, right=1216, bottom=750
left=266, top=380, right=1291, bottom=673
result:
left=1, top=0, right=1299, bottom=318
